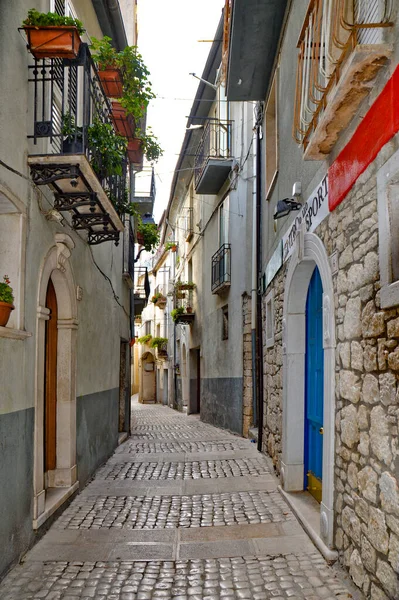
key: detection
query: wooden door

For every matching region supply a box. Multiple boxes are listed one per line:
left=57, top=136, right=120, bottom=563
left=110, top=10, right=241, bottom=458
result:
left=44, top=278, right=58, bottom=474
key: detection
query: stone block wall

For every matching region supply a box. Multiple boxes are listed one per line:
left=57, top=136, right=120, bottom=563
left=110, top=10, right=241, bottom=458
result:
left=262, top=265, right=286, bottom=469
left=242, top=293, right=253, bottom=437
left=262, top=140, right=399, bottom=598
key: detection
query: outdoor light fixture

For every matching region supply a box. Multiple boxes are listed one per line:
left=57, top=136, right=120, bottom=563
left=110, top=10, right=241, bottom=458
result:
left=141, top=213, right=155, bottom=225
left=273, top=198, right=302, bottom=220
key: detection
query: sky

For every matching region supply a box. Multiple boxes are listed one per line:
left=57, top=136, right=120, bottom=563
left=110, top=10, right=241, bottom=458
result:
left=136, top=0, right=225, bottom=222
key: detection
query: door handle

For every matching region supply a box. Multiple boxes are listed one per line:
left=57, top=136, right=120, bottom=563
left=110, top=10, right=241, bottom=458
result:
left=319, top=427, right=324, bottom=435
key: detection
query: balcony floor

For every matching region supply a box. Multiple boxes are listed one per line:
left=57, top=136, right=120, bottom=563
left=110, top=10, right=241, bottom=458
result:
left=196, top=158, right=234, bottom=195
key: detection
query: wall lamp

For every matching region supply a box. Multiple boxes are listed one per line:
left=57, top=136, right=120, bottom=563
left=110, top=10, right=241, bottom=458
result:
left=273, top=198, right=302, bottom=220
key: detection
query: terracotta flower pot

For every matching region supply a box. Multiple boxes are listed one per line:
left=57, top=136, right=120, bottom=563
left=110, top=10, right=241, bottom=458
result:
left=98, top=66, right=123, bottom=98
left=0, top=301, right=14, bottom=327
left=111, top=101, right=135, bottom=139
left=155, top=299, right=167, bottom=310
left=136, top=231, right=145, bottom=245
left=186, top=306, right=193, bottom=314
left=127, top=138, right=144, bottom=170
left=24, top=26, right=81, bottom=59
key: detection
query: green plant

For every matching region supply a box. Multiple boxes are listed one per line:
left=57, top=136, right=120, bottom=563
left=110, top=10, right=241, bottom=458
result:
left=175, top=281, right=196, bottom=290
left=136, top=128, right=163, bottom=163
left=137, top=334, right=152, bottom=344
left=91, top=38, right=155, bottom=123
left=165, top=241, right=177, bottom=251
left=137, top=221, right=159, bottom=252
left=0, top=275, right=14, bottom=305
left=171, top=307, right=184, bottom=322
left=149, top=337, right=168, bottom=349
left=151, top=292, right=165, bottom=303
left=23, top=9, right=85, bottom=35
left=61, top=114, right=82, bottom=141
left=90, top=36, right=118, bottom=68
left=106, top=189, right=140, bottom=217
left=87, top=120, right=127, bottom=177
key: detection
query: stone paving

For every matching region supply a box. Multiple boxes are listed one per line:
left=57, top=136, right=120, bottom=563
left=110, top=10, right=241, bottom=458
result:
left=0, top=398, right=364, bottom=599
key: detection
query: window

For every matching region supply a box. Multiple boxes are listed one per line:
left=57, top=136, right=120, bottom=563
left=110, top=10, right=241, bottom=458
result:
left=265, top=290, right=274, bottom=348
left=219, top=196, right=229, bottom=246
left=222, top=305, right=229, bottom=340
left=144, top=320, right=151, bottom=336
left=265, top=74, right=278, bottom=197
left=377, top=148, right=399, bottom=308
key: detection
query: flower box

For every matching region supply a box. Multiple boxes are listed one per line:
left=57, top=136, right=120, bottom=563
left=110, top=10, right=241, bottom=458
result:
left=24, top=25, right=82, bottom=59
left=127, top=138, right=144, bottom=169
left=98, top=66, right=123, bottom=98
left=0, top=301, right=14, bottom=327
left=111, top=101, right=135, bottom=139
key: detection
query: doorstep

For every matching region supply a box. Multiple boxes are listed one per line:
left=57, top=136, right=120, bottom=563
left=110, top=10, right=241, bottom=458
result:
left=278, top=486, right=338, bottom=563
left=33, top=483, right=79, bottom=530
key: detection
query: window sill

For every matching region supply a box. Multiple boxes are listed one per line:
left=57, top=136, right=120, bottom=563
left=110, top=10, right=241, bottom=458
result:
left=0, top=326, right=32, bottom=340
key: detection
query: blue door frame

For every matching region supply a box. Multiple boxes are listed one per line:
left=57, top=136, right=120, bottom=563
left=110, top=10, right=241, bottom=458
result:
left=304, top=266, right=324, bottom=500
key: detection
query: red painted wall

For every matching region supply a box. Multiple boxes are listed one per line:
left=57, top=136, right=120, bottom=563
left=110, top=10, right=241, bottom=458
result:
left=328, top=64, right=399, bottom=211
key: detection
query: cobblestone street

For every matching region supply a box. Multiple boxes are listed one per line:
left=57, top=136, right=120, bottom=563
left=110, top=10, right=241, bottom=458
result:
left=0, top=399, right=364, bottom=600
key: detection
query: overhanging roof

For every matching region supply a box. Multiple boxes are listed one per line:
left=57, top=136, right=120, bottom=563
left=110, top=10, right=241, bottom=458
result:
left=226, top=0, right=288, bottom=101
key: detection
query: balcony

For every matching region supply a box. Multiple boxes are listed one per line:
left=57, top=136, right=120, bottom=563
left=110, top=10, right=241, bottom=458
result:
left=185, top=207, right=194, bottom=242
left=133, top=266, right=148, bottom=317
left=293, top=0, right=393, bottom=160
left=174, top=284, right=195, bottom=325
left=212, top=244, right=231, bottom=294
left=132, top=166, right=156, bottom=217
left=27, top=43, right=127, bottom=244
left=194, top=120, right=234, bottom=194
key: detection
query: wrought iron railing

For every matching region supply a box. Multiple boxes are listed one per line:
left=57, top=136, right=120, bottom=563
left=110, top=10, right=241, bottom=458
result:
left=28, top=43, right=127, bottom=216
left=134, top=266, right=148, bottom=299
left=194, top=119, right=233, bottom=188
left=293, top=0, right=393, bottom=146
left=211, top=243, right=231, bottom=293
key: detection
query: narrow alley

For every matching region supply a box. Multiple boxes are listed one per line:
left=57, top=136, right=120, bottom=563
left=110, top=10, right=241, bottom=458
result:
left=0, top=399, right=363, bottom=600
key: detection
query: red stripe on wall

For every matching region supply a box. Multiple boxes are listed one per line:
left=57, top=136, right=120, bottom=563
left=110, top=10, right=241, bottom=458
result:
left=328, top=65, right=399, bottom=212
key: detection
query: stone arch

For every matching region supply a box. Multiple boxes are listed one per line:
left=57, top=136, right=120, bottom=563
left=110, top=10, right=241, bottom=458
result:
left=140, top=351, right=156, bottom=403
left=281, top=231, right=336, bottom=550
left=33, top=234, right=78, bottom=528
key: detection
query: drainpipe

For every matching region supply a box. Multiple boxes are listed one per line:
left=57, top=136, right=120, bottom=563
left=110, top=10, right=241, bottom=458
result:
left=255, top=108, right=264, bottom=453
left=251, top=112, right=258, bottom=427
left=166, top=218, right=177, bottom=409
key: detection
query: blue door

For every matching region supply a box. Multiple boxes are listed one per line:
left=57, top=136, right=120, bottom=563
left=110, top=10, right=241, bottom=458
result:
left=304, top=266, right=324, bottom=502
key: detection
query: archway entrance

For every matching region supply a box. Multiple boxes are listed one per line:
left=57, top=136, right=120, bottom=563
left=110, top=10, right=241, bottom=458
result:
left=281, top=232, right=336, bottom=552
left=304, top=266, right=324, bottom=503
left=44, top=279, right=58, bottom=482
left=33, top=235, right=79, bottom=529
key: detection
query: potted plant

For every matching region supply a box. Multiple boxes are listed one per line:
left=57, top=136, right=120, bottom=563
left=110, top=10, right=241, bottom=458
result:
left=151, top=293, right=167, bottom=309
left=0, top=275, right=14, bottom=327
left=186, top=306, right=193, bottom=314
left=111, top=101, right=136, bottom=140
left=61, top=114, right=83, bottom=154
left=23, top=9, right=85, bottom=60
left=149, top=337, right=168, bottom=355
left=90, top=36, right=123, bottom=98
left=171, top=307, right=184, bottom=323
left=118, top=45, right=155, bottom=122
left=137, top=334, right=152, bottom=344
left=87, top=120, right=127, bottom=179
left=176, top=281, right=196, bottom=291
left=136, top=221, right=159, bottom=252
left=165, top=241, right=178, bottom=252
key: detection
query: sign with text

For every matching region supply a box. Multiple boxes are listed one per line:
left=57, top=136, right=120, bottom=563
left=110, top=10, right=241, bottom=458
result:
left=282, top=175, right=329, bottom=263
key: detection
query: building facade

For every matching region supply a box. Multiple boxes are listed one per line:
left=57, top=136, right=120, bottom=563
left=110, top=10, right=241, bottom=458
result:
left=0, top=0, right=149, bottom=578
left=224, top=0, right=399, bottom=597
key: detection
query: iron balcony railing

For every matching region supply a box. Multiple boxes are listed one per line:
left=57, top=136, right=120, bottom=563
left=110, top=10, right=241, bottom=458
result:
left=28, top=43, right=127, bottom=237
left=134, top=266, right=149, bottom=300
left=293, top=0, right=393, bottom=147
left=211, top=243, right=231, bottom=294
left=194, top=119, right=233, bottom=188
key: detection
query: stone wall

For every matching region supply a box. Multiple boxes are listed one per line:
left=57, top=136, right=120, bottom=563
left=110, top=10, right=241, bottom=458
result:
left=242, top=293, right=253, bottom=437
left=262, top=139, right=399, bottom=599
left=262, top=265, right=286, bottom=469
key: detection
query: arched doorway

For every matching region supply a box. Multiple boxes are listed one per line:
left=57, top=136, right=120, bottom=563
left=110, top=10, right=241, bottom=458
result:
left=141, top=351, right=156, bottom=403
left=34, top=235, right=78, bottom=528
left=281, top=232, right=335, bottom=550
left=181, top=343, right=189, bottom=407
left=44, top=279, right=58, bottom=483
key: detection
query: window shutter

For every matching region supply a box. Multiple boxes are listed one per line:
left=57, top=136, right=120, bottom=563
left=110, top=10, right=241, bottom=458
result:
left=54, top=0, right=66, bottom=15
left=355, top=0, right=383, bottom=44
